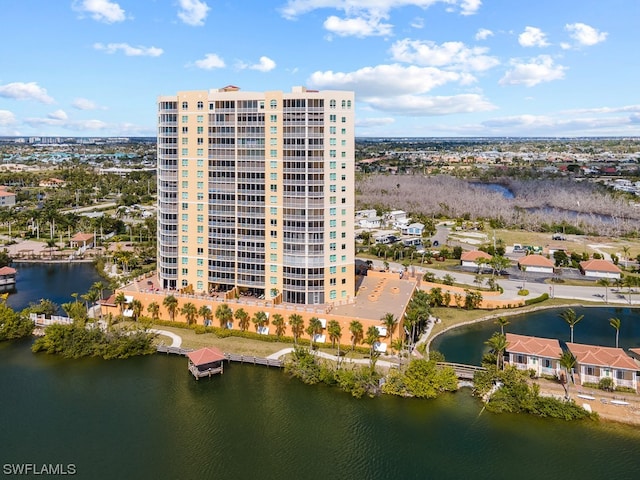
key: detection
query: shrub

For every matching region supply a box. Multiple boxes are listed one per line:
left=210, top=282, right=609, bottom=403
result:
left=518, top=289, right=529, bottom=296
left=524, top=293, right=549, bottom=306
left=598, top=377, right=614, bottom=391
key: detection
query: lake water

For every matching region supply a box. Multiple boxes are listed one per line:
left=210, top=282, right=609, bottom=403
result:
left=3, top=265, right=640, bottom=479
left=6, top=262, right=105, bottom=313
left=469, top=182, right=515, bottom=199
left=431, top=306, right=640, bottom=366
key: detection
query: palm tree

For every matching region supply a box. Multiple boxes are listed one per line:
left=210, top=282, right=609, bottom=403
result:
left=381, top=312, right=397, bottom=343
left=114, top=292, right=127, bottom=316
left=130, top=299, right=143, bottom=322
left=198, top=305, right=213, bottom=326
left=147, top=301, right=160, bottom=321
left=559, top=350, right=577, bottom=399
left=494, top=316, right=510, bottom=335
left=235, top=308, right=250, bottom=331
left=327, top=320, right=342, bottom=355
left=349, top=320, right=363, bottom=350
left=82, top=289, right=99, bottom=312
left=559, top=308, right=584, bottom=343
left=288, top=314, right=304, bottom=345
left=163, top=295, right=178, bottom=322
left=306, top=316, right=323, bottom=348
left=180, top=302, right=197, bottom=325
left=609, top=317, right=621, bottom=348
left=520, top=265, right=527, bottom=289
left=623, top=275, right=637, bottom=305
left=485, top=332, right=508, bottom=369
left=215, top=303, right=233, bottom=329
left=92, top=281, right=107, bottom=302
left=271, top=313, right=285, bottom=338
left=252, top=311, right=269, bottom=332
left=46, top=238, right=56, bottom=259
left=597, top=277, right=610, bottom=303
left=365, top=325, right=380, bottom=358
left=622, top=246, right=631, bottom=268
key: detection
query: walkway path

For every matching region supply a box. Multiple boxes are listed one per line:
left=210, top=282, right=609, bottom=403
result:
left=150, top=329, right=182, bottom=348
left=267, top=347, right=399, bottom=368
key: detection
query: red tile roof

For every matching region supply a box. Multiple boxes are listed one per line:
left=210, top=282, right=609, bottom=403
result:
left=567, top=342, right=639, bottom=371
left=187, top=347, right=226, bottom=366
left=0, top=266, right=16, bottom=275
left=71, top=232, right=94, bottom=242
left=461, top=250, right=492, bottom=262
left=579, top=259, right=622, bottom=274
left=518, top=254, right=554, bottom=268
left=506, top=333, right=562, bottom=358
left=0, top=191, right=15, bottom=197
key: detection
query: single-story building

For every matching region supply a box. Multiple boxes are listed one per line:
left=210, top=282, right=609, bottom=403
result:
left=567, top=342, right=639, bottom=392
left=0, top=190, right=16, bottom=207
left=460, top=250, right=492, bottom=269
left=70, top=232, right=95, bottom=249
left=505, top=333, right=562, bottom=377
left=400, top=223, right=425, bottom=236
left=359, top=216, right=381, bottom=229
left=579, top=259, right=622, bottom=280
left=518, top=254, right=554, bottom=274
left=39, top=178, right=66, bottom=188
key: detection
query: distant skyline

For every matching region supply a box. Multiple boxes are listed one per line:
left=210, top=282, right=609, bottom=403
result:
left=1, top=0, right=639, bottom=138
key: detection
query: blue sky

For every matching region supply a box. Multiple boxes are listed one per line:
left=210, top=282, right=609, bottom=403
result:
left=1, top=0, right=638, bottom=138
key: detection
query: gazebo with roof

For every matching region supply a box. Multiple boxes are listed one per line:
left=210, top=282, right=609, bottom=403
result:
left=187, top=347, right=226, bottom=379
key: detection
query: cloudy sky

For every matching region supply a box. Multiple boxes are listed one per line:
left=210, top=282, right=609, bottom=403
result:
left=1, top=0, right=638, bottom=137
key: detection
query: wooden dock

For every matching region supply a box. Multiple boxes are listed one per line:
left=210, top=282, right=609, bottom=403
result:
left=156, top=345, right=284, bottom=368
left=188, top=362, right=224, bottom=379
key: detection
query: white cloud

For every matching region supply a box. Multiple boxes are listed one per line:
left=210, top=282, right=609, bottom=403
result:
left=365, top=93, right=496, bottom=115
left=308, top=64, right=466, bottom=97
left=324, top=14, right=392, bottom=37
left=48, top=110, right=68, bottom=121
left=499, top=55, right=566, bottom=87
left=0, top=82, right=55, bottom=104
left=475, top=28, right=493, bottom=41
left=410, top=17, right=424, bottom=29
left=0, top=110, right=16, bottom=126
left=250, top=56, right=277, bottom=72
left=518, top=26, right=549, bottom=47
left=459, top=0, right=481, bottom=16
left=192, top=53, right=226, bottom=70
left=356, top=117, right=395, bottom=127
left=72, top=98, right=104, bottom=110
left=565, top=23, right=608, bottom=46
left=177, top=0, right=210, bottom=26
left=24, top=116, right=110, bottom=131
left=72, top=0, right=126, bottom=23
left=390, top=38, right=499, bottom=71
left=93, top=43, right=163, bottom=57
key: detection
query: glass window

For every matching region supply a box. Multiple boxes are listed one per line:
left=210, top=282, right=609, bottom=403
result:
left=181, top=159, right=189, bottom=166
left=182, top=102, right=188, bottom=109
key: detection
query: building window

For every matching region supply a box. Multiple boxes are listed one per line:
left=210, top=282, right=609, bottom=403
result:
left=270, top=253, right=277, bottom=261
left=197, top=115, right=203, bottom=123
left=197, top=101, right=203, bottom=110
left=330, top=208, right=336, bottom=216
left=341, top=266, right=346, bottom=273
left=181, top=214, right=188, bottom=221
left=330, top=126, right=336, bottom=134
left=182, top=102, right=188, bottom=109
left=197, top=159, right=203, bottom=167
left=197, top=270, right=203, bottom=278
left=197, top=226, right=203, bottom=233
left=197, top=170, right=204, bottom=178
left=330, top=266, right=337, bottom=274
left=270, top=242, right=277, bottom=250
left=197, top=126, right=203, bottom=134
left=181, top=202, right=188, bottom=210
left=181, top=192, right=188, bottom=199
left=330, top=255, right=336, bottom=262
left=181, top=148, right=188, bottom=156
left=181, top=257, right=188, bottom=264
left=270, top=276, right=277, bottom=285
left=270, top=265, right=277, bottom=272
left=270, top=207, right=277, bottom=215
left=197, top=182, right=204, bottom=189
left=270, top=99, right=277, bottom=109
left=197, top=148, right=203, bottom=156
left=197, top=259, right=204, bottom=266
left=182, top=268, right=188, bottom=275
left=182, top=246, right=188, bottom=254
left=181, top=116, right=188, bottom=123
left=330, top=114, right=336, bottom=122
left=197, top=214, right=203, bottom=222
left=270, top=161, right=277, bottom=168
left=270, top=115, right=277, bottom=122
left=181, top=138, right=188, bottom=145
left=270, top=126, right=277, bottom=134
left=182, top=170, right=188, bottom=178
left=330, top=290, right=337, bottom=300
left=181, top=236, right=188, bottom=243
left=330, top=100, right=336, bottom=109
left=182, top=159, right=189, bottom=166
left=329, top=220, right=336, bottom=227
left=586, top=366, right=595, bottom=376
left=270, top=173, right=277, bottom=180
left=330, top=231, right=336, bottom=239
left=197, top=237, right=203, bottom=244
left=197, top=281, right=204, bottom=291
left=181, top=225, right=188, bottom=232
left=330, top=278, right=336, bottom=286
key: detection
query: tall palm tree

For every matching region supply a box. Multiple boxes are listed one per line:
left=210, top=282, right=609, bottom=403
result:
left=622, top=246, right=631, bottom=268
left=162, top=295, right=178, bottom=322
left=609, top=317, right=621, bottom=348
left=623, top=275, right=637, bottom=305
left=381, top=312, right=397, bottom=343
left=92, top=281, right=108, bottom=302
left=349, top=320, right=363, bottom=350
left=494, top=316, right=510, bottom=335
left=235, top=308, right=250, bottom=331
left=289, top=314, right=304, bottom=345
left=252, top=311, right=269, bottom=332
left=147, top=301, right=160, bottom=321
left=114, top=292, right=127, bottom=316
left=130, top=299, right=143, bottom=322
left=485, top=332, right=508, bottom=369
left=271, top=313, right=285, bottom=338
left=306, top=316, right=323, bottom=348
left=198, top=305, right=213, bottom=326
left=559, top=350, right=577, bottom=399
left=215, top=303, right=233, bottom=329
left=327, top=320, right=342, bottom=355
left=559, top=307, right=584, bottom=343
left=597, top=277, right=610, bottom=303
left=180, top=302, right=197, bottom=325
left=365, top=325, right=380, bottom=357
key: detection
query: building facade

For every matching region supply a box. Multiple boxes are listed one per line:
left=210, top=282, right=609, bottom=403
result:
left=157, top=86, right=355, bottom=305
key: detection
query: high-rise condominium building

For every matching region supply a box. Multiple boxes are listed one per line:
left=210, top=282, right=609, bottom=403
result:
left=157, top=86, right=355, bottom=305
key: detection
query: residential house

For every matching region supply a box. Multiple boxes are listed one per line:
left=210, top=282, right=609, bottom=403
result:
left=518, top=254, right=554, bottom=274
left=358, top=216, right=381, bottom=229
left=505, top=333, right=562, bottom=377
left=579, top=259, right=622, bottom=280
left=567, top=342, right=639, bottom=392
left=70, top=232, right=95, bottom=249
left=39, top=178, right=66, bottom=188
left=460, top=250, right=492, bottom=269
left=385, top=210, right=409, bottom=228
left=400, top=223, right=425, bottom=236
left=0, top=189, right=16, bottom=207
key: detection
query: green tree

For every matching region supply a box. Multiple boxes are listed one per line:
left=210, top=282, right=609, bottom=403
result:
left=365, top=325, right=381, bottom=368
left=162, top=295, right=178, bottom=322
left=114, top=292, right=127, bottom=316
left=306, top=316, right=323, bottom=348
left=147, top=301, right=160, bottom=321
left=485, top=332, right=508, bottom=370
left=215, top=303, right=233, bottom=329
left=235, top=308, right=250, bottom=331
left=381, top=312, right=397, bottom=343
left=495, top=316, right=510, bottom=335
left=597, top=277, right=610, bottom=303
left=0, top=302, right=34, bottom=341
left=130, top=299, right=143, bottom=322
left=349, top=320, right=364, bottom=350
left=289, top=314, right=304, bottom=344
left=180, top=302, right=197, bottom=325
left=271, top=313, right=285, bottom=338
left=252, top=311, right=269, bottom=332
left=559, top=308, right=584, bottom=343
left=198, top=305, right=213, bottom=326
left=559, top=350, right=577, bottom=399
left=609, top=317, right=621, bottom=348
left=327, top=320, right=342, bottom=355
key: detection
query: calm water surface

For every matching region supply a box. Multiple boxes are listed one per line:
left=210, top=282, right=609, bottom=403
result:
left=432, top=306, right=640, bottom=366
